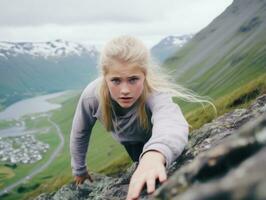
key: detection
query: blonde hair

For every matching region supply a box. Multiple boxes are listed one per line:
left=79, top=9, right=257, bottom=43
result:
left=98, top=35, right=216, bottom=131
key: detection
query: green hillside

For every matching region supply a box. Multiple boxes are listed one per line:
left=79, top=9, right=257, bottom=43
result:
left=2, top=71, right=265, bottom=200
left=12, top=67, right=264, bottom=200
left=0, top=54, right=98, bottom=108
left=165, top=0, right=266, bottom=110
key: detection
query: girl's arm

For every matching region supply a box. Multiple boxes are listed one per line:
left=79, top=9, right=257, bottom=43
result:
left=70, top=84, right=98, bottom=181
left=141, top=92, right=189, bottom=168
left=127, top=92, right=189, bottom=199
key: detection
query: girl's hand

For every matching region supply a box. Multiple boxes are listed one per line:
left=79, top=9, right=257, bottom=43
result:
left=74, top=171, right=93, bottom=185
left=126, top=151, right=167, bottom=200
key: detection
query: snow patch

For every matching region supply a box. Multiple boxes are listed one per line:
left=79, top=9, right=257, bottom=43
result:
left=0, top=40, right=98, bottom=59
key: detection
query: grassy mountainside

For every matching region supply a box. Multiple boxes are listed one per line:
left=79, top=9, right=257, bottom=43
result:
left=2, top=70, right=265, bottom=200
left=165, top=0, right=266, bottom=107
left=13, top=66, right=264, bottom=200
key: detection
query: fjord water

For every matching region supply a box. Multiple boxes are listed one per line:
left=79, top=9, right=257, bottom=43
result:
left=0, top=91, right=65, bottom=120
left=0, top=91, right=67, bottom=137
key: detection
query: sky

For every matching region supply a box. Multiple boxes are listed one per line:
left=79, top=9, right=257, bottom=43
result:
left=0, top=0, right=233, bottom=49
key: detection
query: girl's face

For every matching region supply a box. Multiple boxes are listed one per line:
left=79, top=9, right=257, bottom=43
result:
left=105, top=60, right=145, bottom=108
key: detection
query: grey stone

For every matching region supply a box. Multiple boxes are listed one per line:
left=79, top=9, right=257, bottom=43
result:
left=154, top=95, right=266, bottom=200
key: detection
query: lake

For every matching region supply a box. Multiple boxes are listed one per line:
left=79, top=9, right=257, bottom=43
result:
left=0, top=91, right=67, bottom=121
left=0, top=91, right=68, bottom=137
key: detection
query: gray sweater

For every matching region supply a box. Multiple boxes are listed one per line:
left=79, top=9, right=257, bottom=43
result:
left=70, top=78, right=189, bottom=176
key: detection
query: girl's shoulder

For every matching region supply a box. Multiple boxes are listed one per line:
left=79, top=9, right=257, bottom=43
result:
left=80, top=77, right=102, bottom=100
left=146, top=91, right=172, bottom=106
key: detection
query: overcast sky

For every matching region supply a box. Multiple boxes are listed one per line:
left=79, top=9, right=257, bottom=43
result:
left=0, top=0, right=233, bottom=49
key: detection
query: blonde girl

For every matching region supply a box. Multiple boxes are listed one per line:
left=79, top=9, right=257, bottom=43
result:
left=70, top=35, right=213, bottom=200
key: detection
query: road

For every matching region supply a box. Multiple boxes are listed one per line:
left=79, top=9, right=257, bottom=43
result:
left=0, top=115, right=65, bottom=196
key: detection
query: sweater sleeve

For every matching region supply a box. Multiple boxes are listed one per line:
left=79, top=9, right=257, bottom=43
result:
left=140, top=92, right=189, bottom=168
left=70, top=86, right=98, bottom=176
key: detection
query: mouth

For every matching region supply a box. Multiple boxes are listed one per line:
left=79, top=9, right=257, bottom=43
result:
left=119, top=97, right=133, bottom=102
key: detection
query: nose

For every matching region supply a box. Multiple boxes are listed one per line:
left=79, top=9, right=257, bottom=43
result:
left=121, top=83, right=130, bottom=95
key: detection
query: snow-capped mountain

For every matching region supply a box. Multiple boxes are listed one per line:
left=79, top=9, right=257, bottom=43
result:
left=0, top=40, right=99, bottom=108
left=157, top=35, right=194, bottom=48
left=0, top=39, right=98, bottom=59
left=151, top=34, right=194, bottom=63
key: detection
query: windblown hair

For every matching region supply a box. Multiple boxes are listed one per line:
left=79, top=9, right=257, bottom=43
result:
left=98, top=35, right=216, bottom=131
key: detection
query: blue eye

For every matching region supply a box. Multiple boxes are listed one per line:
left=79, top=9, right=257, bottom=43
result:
left=129, top=77, right=139, bottom=84
left=111, top=78, right=121, bottom=85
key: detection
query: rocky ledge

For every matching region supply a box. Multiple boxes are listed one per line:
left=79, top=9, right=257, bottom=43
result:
left=35, top=94, right=266, bottom=200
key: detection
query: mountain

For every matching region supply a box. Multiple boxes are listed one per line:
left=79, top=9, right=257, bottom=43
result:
left=165, top=0, right=266, bottom=100
left=151, top=35, right=193, bottom=63
left=0, top=39, right=97, bottom=59
left=0, top=40, right=99, bottom=108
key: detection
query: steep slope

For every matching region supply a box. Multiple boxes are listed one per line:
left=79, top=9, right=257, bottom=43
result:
left=165, top=0, right=266, bottom=99
left=0, top=40, right=99, bottom=107
left=30, top=94, right=266, bottom=200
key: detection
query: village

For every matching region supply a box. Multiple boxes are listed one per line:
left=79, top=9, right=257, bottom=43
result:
left=0, top=134, right=50, bottom=164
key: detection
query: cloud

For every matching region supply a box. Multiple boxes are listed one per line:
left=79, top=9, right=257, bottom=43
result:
left=0, top=0, right=233, bottom=47
left=0, top=0, right=173, bottom=26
